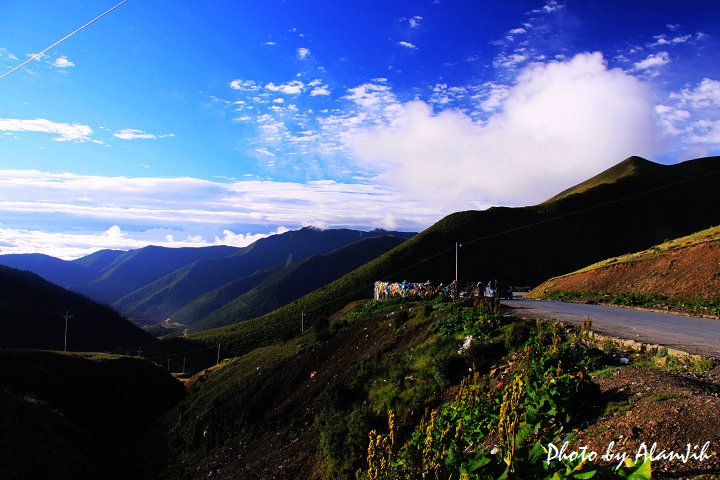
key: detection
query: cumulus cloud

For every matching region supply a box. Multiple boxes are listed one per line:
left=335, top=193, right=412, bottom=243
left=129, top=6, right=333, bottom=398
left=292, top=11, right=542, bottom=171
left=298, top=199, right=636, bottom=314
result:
left=296, top=47, right=310, bottom=59
left=351, top=52, right=658, bottom=209
left=657, top=78, right=720, bottom=151
left=266, top=80, right=304, bottom=94
left=214, top=226, right=290, bottom=247
left=229, top=79, right=261, bottom=91
left=633, top=51, right=670, bottom=71
left=52, top=56, right=75, bottom=68
left=0, top=117, right=92, bottom=142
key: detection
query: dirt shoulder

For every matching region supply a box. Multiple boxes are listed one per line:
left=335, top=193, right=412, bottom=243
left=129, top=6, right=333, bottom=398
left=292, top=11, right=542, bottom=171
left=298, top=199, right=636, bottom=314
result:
left=575, top=364, right=720, bottom=478
left=530, top=239, right=720, bottom=307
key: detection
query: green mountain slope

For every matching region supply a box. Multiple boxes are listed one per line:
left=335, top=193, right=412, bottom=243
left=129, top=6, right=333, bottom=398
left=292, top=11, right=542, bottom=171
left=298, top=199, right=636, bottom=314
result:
left=189, top=235, right=410, bottom=331
left=71, top=245, right=241, bottom=304
left=151, top=155, right=720, bottom=363
left=114, top=228, right=415, bottom=325
left=0, top=265, right=155, bottom=352
left=0, top=349, right=185, bottom=480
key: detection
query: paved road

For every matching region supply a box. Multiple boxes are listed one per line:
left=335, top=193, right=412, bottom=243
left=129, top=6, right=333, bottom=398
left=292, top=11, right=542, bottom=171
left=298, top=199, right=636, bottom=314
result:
left=503, top=299, right=720, bottom=357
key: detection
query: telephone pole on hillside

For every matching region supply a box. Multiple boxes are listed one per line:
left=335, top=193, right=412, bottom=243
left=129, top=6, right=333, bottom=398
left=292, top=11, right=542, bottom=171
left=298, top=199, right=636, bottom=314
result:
left=63, top=310, right=73, bottom=352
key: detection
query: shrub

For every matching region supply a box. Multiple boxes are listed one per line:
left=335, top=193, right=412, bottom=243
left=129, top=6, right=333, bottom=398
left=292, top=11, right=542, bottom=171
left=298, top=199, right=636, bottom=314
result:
left=504, top=320, right=531, bottom=350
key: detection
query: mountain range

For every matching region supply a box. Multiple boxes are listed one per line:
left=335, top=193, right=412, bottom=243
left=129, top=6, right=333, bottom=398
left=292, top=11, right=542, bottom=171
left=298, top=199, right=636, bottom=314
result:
left=0, top=228, right=415, bottom=330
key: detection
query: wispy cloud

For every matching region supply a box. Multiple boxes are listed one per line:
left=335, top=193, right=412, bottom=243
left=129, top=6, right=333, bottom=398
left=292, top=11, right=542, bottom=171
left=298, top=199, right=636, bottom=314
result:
left=297, top=47, right=310, bottom=59
left=113, top=129, right=156, bottom=140
left=0, top=224, right=292, bottom=259
left=397, top=41, right=417, bottom=49
left=0, top=169, right=434, bottom=258
left=408, top=16, right=423, bottom=28
left=0, top=118, right=92, bottom=142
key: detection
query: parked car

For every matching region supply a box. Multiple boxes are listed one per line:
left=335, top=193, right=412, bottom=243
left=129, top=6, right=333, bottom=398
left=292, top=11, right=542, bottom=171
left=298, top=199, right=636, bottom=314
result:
left=484, top=280, right=513, bottom=300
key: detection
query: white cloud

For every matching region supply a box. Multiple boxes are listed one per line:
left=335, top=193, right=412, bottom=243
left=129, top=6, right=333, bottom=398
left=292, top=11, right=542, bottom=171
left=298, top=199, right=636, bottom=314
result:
left=297, top=47, right=310, bottom=59
left=408, top=16, right=423, bottom=28
left=230, top=79, right=261, bottom=91
left=344, top=81, right=397, bottom=109
left=310, top=85, right=331, bottom=96
left=671, top=78, right=720, bottom=108
left=0, top=169, right=433, bottom=258
left=52, top=56, right=75, bottom=68
left=255, top=147, right=276, bottom=156
left=351, top=52, right=658, bottom=209
left=113, top=128, right=157, bottom=140
left=397, top=41, right=417, bottom=49
left=266, top=80, right=304, bottom=94
left=657, top=78, right=720, bottom=151
left=0, top=224, right=293, bottom=260
left=531, top=0, right=564, bottom=14
left=633, top=51, right=670, bottom=71
left=509, top=27, right=527, bottom=35
left=214, top=226, right=290, bottom=247
left=0, top=118, right=92, bottom=142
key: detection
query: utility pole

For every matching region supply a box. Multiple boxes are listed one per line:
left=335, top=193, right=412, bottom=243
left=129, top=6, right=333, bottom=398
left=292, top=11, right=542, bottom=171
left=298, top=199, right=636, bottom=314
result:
left=63, top=310, right=73, bottom=352
left=182, top=357, right=186, bottom=374
left=301, top=311, right=305, bottom=334
left=455, top=242, right=459, bottom=285
left=216, top=344, right=221, bottom=365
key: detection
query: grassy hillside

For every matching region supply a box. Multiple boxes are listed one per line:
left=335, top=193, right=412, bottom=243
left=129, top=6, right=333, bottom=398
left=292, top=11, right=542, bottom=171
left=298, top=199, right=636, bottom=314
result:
left=114, top=228, right=414, bottom=325
left=0, top=349, right=185, bottom=480
left=529, top=224, right=720, bottom=312
left=149, top=155, right=720, bottom=365
left=0, top=265, right=155, bottom=352
left=190, top=235, right=410, bottom=331
left=168, top=267, right=281, bottom=327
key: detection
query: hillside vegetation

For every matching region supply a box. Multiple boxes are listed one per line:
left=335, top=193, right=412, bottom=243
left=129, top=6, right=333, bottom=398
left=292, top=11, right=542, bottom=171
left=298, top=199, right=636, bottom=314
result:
left=0, top=349, right=185, bottom=480
left=151, top=155, right=720, bottom=365
left=0, top=265, right=155, bottom=352
left=149, top=295, right=720, bottom=479
left=530, top=225, right=720, bottom=315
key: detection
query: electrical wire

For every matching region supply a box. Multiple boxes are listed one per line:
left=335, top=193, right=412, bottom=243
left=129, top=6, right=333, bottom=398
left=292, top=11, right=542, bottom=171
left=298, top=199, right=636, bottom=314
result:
left=0, top=0, right=129, bottom=80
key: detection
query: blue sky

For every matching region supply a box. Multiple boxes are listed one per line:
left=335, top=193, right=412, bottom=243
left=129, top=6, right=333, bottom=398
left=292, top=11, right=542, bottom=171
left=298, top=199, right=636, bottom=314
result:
left=1, top=0, right=719, bottom=258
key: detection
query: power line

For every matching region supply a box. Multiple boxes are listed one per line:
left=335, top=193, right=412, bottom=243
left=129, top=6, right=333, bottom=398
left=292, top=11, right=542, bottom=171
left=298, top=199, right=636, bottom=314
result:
left=0, top=0, right=130, bottom=80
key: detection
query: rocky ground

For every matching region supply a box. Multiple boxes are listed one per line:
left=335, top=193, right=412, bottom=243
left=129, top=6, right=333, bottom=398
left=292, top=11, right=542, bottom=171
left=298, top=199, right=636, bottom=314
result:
left=572, top=363, right=720, bottom=479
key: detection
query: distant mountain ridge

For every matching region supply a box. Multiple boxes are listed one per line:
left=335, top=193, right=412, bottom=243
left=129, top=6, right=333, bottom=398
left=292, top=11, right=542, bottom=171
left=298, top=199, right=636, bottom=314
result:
left=114, top=228, right=414, bottom=325
left=0, top=227, right=415, bottom=329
